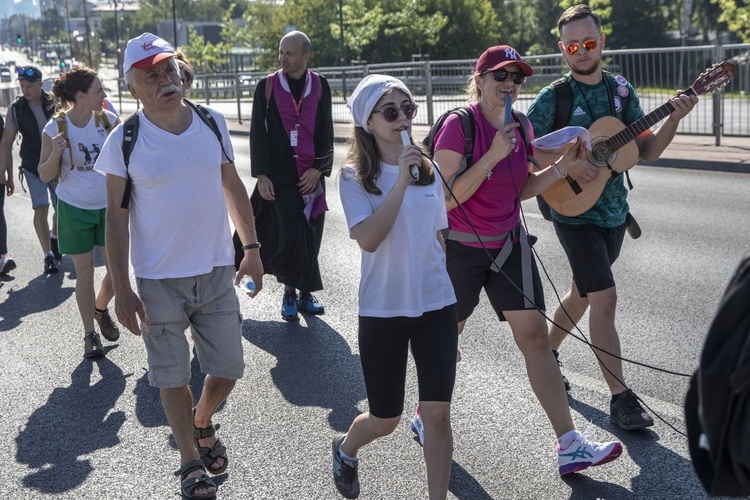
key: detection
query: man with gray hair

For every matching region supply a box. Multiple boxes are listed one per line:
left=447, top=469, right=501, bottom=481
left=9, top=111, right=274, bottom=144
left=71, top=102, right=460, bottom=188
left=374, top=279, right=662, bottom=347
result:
left=250, top=30, right=334, bottom=321
left=96, top=32, right=263, bottom=498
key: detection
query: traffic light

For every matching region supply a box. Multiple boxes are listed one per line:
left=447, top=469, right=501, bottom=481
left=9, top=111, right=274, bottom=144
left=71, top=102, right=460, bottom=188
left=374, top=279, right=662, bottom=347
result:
left=16, top=33, right=22, bottom=44
left=60, top=60, right=66, bottom=70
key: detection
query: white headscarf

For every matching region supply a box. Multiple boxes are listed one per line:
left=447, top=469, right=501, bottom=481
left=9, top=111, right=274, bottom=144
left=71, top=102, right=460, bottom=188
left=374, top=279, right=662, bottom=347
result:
left=346, top=74, right=414, bottom=133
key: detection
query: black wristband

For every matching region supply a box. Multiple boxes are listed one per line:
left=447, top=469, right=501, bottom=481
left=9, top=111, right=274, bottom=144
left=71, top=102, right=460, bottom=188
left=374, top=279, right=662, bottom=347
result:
left=242, top=242, right=261, bottom=250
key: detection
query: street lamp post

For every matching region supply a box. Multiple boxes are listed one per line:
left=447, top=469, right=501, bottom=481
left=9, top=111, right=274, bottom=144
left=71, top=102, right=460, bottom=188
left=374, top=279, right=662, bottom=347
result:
left=338, top=0, right=347, bottom=99
left=82, top=0, right=93, bottom=66
left=113, top=0, right=123, bottom=110
left=172, top=0, right=178, bottom=49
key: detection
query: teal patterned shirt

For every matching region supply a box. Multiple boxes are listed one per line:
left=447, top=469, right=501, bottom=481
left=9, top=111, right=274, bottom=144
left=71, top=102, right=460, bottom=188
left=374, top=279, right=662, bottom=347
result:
left=527, top=72, right=644, bottom=227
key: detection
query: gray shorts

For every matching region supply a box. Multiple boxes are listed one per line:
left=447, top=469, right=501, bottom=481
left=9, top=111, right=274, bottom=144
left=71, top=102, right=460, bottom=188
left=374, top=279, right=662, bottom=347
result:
left=23, top=169, right=56, bottom=209
left=136, top=265, right=244, bottom=388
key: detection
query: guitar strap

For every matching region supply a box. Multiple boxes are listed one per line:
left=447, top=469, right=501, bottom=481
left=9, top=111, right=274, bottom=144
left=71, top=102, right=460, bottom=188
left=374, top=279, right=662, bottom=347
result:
left=603, top=74, right=635, bottom=189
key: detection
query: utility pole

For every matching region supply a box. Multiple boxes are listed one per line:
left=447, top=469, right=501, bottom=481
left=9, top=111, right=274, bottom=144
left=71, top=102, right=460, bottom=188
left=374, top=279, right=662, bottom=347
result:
left=338, top=0, right=347, bottom=99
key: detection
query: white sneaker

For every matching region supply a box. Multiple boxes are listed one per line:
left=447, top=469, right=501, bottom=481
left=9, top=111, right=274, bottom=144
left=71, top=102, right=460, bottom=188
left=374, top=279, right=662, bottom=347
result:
left=557, top=426, right=623, bottom=475
left=410, top=405, right=424, bottom=447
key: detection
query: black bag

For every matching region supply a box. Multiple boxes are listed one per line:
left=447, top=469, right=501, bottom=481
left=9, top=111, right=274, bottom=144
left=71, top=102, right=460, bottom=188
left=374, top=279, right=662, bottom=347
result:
left=685, top=256, right=750, bottom=496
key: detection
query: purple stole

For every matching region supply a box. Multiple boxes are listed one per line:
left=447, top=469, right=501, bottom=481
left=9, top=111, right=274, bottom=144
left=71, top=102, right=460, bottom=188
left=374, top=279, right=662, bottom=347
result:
left=272, top=69, right=327, bottom=220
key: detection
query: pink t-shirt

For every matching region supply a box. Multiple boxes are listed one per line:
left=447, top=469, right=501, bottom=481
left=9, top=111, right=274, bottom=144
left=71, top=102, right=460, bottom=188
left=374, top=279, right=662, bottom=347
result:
left=434, top=102, right=533, bottom=249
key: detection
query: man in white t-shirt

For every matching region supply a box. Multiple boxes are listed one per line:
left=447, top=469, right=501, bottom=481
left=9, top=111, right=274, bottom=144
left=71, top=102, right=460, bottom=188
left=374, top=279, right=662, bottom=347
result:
left=95, top=33, right=263, bottom=498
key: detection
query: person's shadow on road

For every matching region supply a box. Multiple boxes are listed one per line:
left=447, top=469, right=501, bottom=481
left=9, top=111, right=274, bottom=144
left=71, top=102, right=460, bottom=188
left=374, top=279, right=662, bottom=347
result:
left=241, top=315, right=366, bottom=432
left=448, top=460, right=494, bottom=499
left=16, top=356, right=127, bottom=494
left=566, top=395, right=703, bottom=498
left=0, top=270, right=73, bottom=331
left=133, top=350, right=223, bottom=446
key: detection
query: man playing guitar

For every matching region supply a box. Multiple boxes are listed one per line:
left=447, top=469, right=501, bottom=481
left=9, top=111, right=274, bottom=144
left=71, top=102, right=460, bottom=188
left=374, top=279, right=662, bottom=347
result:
left=527, top=3, right=698, bottom=431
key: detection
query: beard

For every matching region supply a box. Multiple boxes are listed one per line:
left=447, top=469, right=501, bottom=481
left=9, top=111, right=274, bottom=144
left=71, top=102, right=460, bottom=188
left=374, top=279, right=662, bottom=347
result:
left=569, top=54, right=601, bottom=76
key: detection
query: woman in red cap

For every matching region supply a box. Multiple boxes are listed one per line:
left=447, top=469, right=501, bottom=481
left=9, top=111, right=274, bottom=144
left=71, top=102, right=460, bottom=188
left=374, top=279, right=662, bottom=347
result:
left=412, top=45, right=623, bottom=476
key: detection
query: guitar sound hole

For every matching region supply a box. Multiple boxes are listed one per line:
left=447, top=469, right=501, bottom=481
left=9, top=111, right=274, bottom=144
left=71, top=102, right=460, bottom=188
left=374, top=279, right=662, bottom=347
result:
left=591, top=143, right=615, bottom=165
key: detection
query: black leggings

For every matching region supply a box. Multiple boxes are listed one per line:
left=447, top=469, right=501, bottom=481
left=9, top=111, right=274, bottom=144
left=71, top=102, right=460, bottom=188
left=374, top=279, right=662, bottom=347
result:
left=358, top=304, right=458, bottom=419
left=0, top=188, right=6, bottom=255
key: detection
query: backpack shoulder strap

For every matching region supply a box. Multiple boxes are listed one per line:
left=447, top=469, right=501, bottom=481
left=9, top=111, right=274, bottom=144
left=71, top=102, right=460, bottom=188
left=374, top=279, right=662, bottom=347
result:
left=512, top=110, right=531, bottom=149
left=311, top=71, right=323, bottom=99
left=551, top=75, right=573, bottom=132
left=53, top=111, right=74, bottom=185
left=441, top=107, right=476, bottom=199
left=512, top=110, right=543, bottom=171
left=184, top=99, right=234, bottom=163
left=120, top=112, right=140, bottom=209
left=95, top=110, right=113, bottom=133
left=265, top=73, right=275, bottom=110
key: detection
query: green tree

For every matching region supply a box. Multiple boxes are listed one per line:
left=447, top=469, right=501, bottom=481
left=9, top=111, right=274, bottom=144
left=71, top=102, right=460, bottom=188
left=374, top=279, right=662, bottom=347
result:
left=330, top=0, right=384, bottom=62
left=492, top=0, right=561, bottom=55
left=715, top=0, right=750, bottom=42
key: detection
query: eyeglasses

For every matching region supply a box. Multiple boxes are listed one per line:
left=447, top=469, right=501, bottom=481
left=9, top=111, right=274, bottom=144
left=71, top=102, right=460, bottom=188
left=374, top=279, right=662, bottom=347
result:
left=565, top=38, right=599, bottom=56
left=482, top=69, right=525, bottom=85
left=372, top=103, right=419, bottom=122
left=17, top=67, right=40, bottom=78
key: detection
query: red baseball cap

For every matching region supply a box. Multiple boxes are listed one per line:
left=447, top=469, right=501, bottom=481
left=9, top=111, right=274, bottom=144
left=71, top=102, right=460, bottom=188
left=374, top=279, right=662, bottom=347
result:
left=475, top=45, right=533, bottom=76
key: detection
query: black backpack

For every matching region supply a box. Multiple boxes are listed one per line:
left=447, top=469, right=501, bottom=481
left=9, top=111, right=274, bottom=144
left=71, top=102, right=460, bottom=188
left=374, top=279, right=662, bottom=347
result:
left=685, top=256, right=750, bottom=496
left=423, top=106, right=539, bottom=199
left=119, top=99, right=233, bottom=209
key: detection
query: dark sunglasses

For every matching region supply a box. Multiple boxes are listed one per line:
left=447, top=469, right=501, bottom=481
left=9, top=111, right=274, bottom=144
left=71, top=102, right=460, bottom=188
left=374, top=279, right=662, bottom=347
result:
left=18, top=67, right=40, bottom=78
left=372, top=103, right=419, bottom=122
left=565, top=38, right=598, bottom=55
left=483, top=69, right=525, bottom=85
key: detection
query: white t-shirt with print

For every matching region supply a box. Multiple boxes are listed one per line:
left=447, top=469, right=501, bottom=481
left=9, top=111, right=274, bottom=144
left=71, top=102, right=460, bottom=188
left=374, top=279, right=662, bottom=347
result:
left=95, top=106, right=235, bottom=280
left=43, top=110, right=117, bottom=210
left=338, top=163, right=456, bottom=318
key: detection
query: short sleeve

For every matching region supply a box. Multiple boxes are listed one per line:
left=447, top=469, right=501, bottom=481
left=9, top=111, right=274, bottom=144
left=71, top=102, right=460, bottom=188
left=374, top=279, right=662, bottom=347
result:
left=338, top=165, right=373, bottom=235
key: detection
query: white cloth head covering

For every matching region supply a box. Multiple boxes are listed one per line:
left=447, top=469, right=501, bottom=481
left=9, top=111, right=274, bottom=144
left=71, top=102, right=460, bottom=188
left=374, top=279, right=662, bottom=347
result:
left=346, top=74, right=414, bottom=133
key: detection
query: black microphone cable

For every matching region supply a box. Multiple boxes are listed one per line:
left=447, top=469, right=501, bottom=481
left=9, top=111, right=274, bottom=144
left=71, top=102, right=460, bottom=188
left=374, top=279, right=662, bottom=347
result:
left=423, top=150, right=691, bottom=436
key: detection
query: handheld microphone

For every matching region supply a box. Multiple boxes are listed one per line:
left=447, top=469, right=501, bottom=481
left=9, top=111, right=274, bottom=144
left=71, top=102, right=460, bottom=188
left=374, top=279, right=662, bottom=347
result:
left=401, top=130, right=420, bottom=180
left=504, top=95, right=513, bottom=126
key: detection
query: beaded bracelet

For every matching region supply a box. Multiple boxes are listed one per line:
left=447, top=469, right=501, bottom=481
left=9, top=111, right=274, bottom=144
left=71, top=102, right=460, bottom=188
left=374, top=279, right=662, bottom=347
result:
left=550, top=162, right=566, bottom=179
left=479, top=157, right=493, bottom=180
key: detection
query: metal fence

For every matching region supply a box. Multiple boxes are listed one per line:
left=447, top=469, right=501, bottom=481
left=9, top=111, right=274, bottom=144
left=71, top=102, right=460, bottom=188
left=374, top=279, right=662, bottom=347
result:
left=198, top=43, right=749, bottom=139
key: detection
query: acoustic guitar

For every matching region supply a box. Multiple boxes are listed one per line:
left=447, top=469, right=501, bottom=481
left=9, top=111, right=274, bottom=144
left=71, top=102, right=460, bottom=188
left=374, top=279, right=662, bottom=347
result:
left=540, top=61, right=736, bottom=217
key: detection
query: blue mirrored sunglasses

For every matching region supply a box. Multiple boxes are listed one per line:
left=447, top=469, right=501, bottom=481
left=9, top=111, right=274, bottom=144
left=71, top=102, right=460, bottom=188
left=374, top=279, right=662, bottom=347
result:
left=17, top=67, right=40, bottom=79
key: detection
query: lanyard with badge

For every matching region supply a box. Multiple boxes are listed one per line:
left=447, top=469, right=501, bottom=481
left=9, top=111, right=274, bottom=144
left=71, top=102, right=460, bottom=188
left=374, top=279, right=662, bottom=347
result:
left=288, top=72, right=308, bottom=152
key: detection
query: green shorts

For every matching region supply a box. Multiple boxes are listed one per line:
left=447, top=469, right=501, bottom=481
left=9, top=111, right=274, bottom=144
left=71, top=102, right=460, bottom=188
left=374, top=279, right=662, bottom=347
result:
left=56, top=198, right=106, bottom=255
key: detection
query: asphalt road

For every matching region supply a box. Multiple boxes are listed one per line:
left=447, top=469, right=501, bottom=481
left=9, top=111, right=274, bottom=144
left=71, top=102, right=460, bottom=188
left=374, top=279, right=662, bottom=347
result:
left=1, top=137, right=749, bottom=499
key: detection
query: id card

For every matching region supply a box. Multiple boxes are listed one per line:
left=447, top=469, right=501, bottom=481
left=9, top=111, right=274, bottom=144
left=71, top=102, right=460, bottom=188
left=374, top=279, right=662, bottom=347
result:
left=290, top=130, right=298, bottom=147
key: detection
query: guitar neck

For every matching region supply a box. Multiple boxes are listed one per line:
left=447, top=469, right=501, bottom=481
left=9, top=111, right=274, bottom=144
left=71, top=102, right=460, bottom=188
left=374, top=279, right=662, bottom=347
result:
left=607, top=87, right=697, bottom=151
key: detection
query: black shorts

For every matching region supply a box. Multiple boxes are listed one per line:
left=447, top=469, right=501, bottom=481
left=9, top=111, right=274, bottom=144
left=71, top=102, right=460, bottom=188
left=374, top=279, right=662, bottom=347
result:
left=446, top=239, right=544, bottom=323
left=358, top=304, right=458, bottom=419
left=553, top=221, right=626, bottom=297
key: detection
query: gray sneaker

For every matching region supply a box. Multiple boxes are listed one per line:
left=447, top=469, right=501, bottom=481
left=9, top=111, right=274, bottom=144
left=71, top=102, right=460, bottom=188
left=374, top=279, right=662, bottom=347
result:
left=95, top=308, right=120, bottom=342
left=84, top=331, right=104, bottom=358
left=332, top=434, right=359, bottom=499
left=552, top=350, right=571, bottom=392
left=610, top=389, right=654, bottom=430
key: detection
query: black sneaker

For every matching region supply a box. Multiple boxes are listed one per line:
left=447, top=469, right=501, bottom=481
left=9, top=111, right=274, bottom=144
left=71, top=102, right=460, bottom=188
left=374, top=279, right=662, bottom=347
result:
left=552, top=350, right=571, bottom=392
left=44, top=255, right=59, bottom=274
left=95, top=308, right=121, bottom=342
left=50, top=236, right=62, bottom=260
left=0, top=257, right=16, bottom=275
left=84, top=331, right=104, bottom=358
left=332, top=434, right=359, bottom=499
left=610, top=389, right=654, bottom=430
